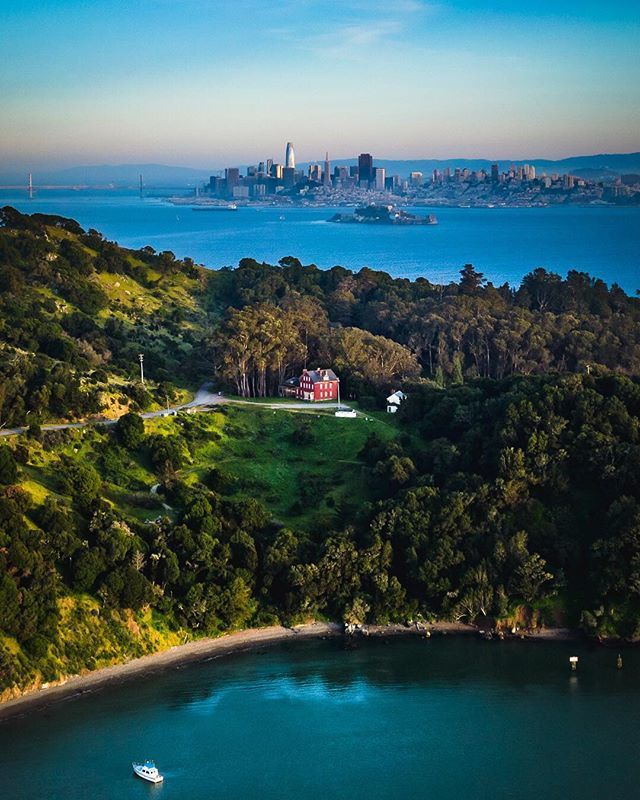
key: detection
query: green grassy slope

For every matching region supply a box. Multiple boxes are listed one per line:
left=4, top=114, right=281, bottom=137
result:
left=0, top=404, right=400, bottom=698
left=0, top=207, right=215, bottom=427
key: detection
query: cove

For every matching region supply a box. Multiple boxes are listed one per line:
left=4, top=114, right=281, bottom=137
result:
left=1, top=637, right=639, bottom=800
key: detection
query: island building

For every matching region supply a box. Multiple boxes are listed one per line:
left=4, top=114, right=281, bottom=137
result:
left=279, top=368, right=340, bottom=402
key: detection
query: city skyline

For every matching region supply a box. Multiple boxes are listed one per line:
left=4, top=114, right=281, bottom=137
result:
left=5, top=144, right=639, bottom=189
left=194, top=142, right=636, bottom=207
left=1, top=1, right=639, bottom=171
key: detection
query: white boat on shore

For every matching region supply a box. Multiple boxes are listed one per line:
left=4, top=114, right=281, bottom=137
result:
left=132, top=760, right=164, bottom=783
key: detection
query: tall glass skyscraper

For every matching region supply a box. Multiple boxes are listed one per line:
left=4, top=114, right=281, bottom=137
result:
left=285, top=142, right=295, bottom=169
left=358, top=153, right=373, bottom=185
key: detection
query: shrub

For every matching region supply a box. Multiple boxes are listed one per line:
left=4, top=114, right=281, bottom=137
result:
left=60, top=456, right=102, bottom=505
left=0, top=447, right=18, bottom=484
left=115, top=412, right=145, bottom=450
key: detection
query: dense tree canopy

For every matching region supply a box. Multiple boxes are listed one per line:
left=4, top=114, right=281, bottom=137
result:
left=207, top=255, right=640, bottom=399
left=2, top=207, right=640, bottom=414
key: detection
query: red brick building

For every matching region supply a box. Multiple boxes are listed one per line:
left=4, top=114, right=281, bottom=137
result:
left=280, top=368, right=340, bottom=401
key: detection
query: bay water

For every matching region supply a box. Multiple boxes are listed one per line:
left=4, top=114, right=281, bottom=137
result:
left=1, top=637, right=639, bottom=800
left=1, top=190, right=638, bottom=292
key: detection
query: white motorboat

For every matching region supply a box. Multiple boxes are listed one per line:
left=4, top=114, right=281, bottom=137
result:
left=132, top=760, right=164, bottom=784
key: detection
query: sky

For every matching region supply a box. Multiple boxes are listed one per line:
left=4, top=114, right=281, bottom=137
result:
left=1, top=0, right=639, bottom=171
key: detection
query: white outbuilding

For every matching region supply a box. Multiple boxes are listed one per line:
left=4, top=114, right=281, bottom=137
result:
left=386, top=390, right=406, bottom=413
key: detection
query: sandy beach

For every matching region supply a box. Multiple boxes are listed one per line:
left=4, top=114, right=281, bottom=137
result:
left=0, top=622, right=342, bottom=722
left=0, top=620, right=580, bottom=722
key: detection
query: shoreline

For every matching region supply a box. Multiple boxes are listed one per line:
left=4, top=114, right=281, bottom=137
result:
left=0, top=622, right=340, bottom=722
left=0, top=621, right=579, bottom=722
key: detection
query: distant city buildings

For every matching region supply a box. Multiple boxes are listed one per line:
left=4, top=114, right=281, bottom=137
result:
left=206, top=143, right=397, bottom=200
left=199, top=140, right=637, bottom=206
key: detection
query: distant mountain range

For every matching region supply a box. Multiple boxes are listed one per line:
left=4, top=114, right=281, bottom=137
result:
left=2, top=153, right=639, bottom=187
left=0, top=163, right=210, bottom=188
left=311, top=153, right=640, bottom=181
left=46, top=162, right=210, bottom=186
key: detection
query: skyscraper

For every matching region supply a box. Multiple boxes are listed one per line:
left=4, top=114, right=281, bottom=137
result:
left=308, top=164, right=321, bottom=182
left=225, top=167, right=240, bottom=196
left=285, top=142, right=295, bottom=169
left=323, top=152, right=331, bottom=186
left=358, top=153, right=373, bottom=187
left=283, top=167, right=296, bottom=188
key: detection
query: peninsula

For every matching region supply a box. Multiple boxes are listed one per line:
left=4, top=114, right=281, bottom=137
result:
left=1, top=207, right=640, bottom=705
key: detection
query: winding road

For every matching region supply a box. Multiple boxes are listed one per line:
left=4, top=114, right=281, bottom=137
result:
left=0, top=386, right=355, bottom=438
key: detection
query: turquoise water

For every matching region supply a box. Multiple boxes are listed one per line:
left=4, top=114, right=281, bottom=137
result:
left=1, top=190, right=639, bottom=291
left=1, top=638, right=639, bottom=800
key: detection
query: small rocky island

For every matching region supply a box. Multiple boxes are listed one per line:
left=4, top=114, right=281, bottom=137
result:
left=330, top=205, right=438, bottom=225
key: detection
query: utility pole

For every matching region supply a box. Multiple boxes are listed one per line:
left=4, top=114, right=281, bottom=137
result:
left=138, top=353, right=145, bottom=385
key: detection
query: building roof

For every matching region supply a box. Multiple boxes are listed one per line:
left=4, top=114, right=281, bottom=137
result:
left=303, top=368, right=339, bottom=383
left=386, top=390, right=406, bottom=403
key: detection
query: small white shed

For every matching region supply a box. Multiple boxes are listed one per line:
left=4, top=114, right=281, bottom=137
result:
left=386, top=390, right=406, bottom=414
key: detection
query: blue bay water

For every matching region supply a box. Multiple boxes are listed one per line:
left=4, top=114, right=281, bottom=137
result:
left=1, top=190, right=639, bottom=291
left=1, top=638, right=639, bottom=800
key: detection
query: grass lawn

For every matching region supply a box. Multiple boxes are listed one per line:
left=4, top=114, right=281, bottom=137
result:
left=11, top=403, right=400, bottom=534
left=159, top=405, right=398, bottom=532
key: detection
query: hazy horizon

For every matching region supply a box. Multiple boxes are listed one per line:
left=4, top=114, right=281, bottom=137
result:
left=2, top=1, right=639, bottom=170
left=2, top=150, right=640, bottom=185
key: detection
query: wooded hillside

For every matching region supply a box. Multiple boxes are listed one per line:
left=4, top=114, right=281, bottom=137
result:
left=1, top=208, right=639, bottom=697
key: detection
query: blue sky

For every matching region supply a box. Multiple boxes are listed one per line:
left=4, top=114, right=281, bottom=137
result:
left=1, top=1, right=638, bottom=169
